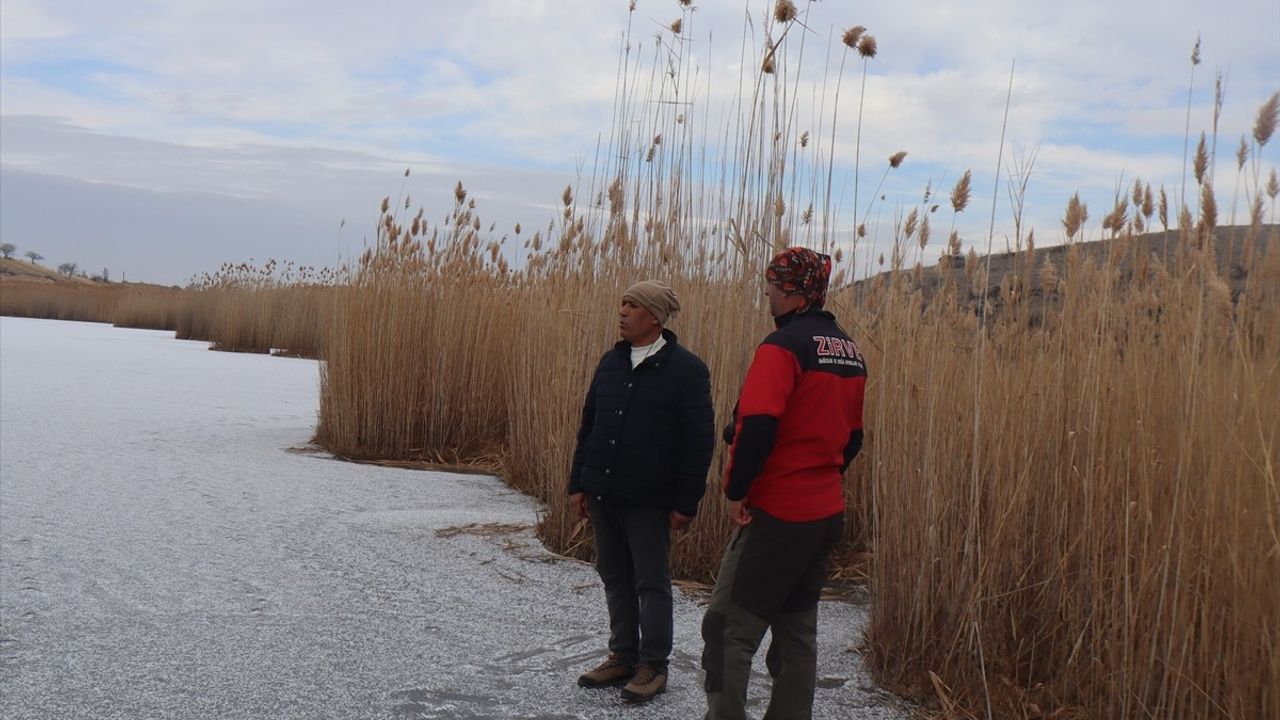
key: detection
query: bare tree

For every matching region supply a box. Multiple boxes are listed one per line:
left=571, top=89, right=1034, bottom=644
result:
left=57, top=262, right=78, bottom=277
left=0, top=242, right=15, bottom=259
left=25, top=250, right=43, bottom=264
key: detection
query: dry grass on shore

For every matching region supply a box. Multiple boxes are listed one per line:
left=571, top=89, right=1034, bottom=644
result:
left=0, top=260, right=334, bottom=358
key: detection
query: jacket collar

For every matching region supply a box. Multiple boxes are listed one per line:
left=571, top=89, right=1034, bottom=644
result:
left=772, top=306, right=834, bottom=329
left=614, top=328, right=679, bottom=361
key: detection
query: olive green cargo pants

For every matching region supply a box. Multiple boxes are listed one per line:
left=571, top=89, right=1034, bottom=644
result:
left=701, top=508, right=843, bottom=720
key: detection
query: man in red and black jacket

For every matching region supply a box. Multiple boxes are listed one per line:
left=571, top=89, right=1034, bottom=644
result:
left=702, top=247, right=866, bottom=720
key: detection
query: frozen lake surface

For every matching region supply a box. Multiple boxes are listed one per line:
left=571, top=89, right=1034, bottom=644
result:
left=0, top=317, right=906, bottom=719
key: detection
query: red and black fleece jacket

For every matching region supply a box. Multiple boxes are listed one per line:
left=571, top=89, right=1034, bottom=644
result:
left=723, top=308, right=867, bottom=522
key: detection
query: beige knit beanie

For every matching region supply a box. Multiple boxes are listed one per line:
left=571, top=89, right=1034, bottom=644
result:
left=622, top=280, right=681, bottom=325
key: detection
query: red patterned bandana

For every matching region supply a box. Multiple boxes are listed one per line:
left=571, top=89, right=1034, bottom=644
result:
left=766, top=247, right=832, bottom=307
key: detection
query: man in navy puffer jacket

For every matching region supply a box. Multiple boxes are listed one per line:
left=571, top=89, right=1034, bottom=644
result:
left=569, top=280, right=715, bottom=704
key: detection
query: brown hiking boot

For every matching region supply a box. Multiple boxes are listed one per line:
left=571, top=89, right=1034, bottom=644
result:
left=577, top=653, right=633, bottom=688
left=620, top=663, right=668, bottom=703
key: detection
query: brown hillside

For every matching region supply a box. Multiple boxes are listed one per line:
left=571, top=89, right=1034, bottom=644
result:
left=0, top=258, right=96, bottom=285
left=855, top=224, right=1278, bottom=306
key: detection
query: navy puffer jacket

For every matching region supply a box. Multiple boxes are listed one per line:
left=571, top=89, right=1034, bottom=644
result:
left=568, top=329, right=714, bottom=517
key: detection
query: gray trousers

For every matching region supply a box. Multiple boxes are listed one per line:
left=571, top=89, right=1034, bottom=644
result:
left=701, top=509, right=843, bottom=720
left=589, top=498, right=673, bottom=670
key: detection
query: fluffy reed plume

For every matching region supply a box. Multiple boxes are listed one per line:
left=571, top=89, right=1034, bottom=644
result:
left=950, top=170, right=972, bottom=213
left=1193, top=132, right=1209, bottom=185
left=1229, top=134, right=1251, bottom=225
left=1142, top=184, right=1154, bottom=221
left=842, top=25, right=865, bottom=49
left=947, top=230, right=962, bottom=257
left=1062, top=192, right=1087, bottom=240
left=799, top=130, right=810, bottom=147
left=1101, top=204, right=1119, bottom=235
left=857, top=34, right=877, bottom=58
left=1207, top=274, right=1233, bottom=321
left=762, top=46, right=776, bottom=74
left=963, top=246, right=979, bottom=287
left=773, top=0, right=798, bottom=23
left=670, top=18, right=682, bottom=35
left=889, top=150, right=907, bottom=168
left=1253, top=91, right=1279, bottom=147
left=902, top=207, right=919, bottom=241
left=918, top=214, right=931, bottom=250
left=1268, top=169, right=1279, bottom=202
left=1197, top=181, right=1218, bottom=237
left=1037, top=256, right=1058, bottom=293
left=1159, top=185, right=1169, bottom=231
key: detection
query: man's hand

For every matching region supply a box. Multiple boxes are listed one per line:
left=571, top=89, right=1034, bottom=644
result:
left=670, top=510, right=692, bottom=532
left=570, top=492, right=589, bottom=521
left=724, top=498, right=752, bottom=526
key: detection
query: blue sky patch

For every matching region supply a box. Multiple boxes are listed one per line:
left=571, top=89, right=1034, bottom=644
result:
left=3, top=57, right=151, bottom=104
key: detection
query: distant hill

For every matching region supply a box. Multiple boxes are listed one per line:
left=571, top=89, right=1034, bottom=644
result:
left=0, top=258, right=173, bottom=289
left=0, top=258, right=96, bottom=285
left=856, top=224, right=1278, bottom=303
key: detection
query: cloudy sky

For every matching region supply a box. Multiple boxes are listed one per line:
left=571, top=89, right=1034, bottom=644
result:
left=2, top=0, right=1277, bottom=285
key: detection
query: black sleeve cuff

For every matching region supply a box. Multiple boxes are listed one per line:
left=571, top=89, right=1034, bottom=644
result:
left=726, top=415, right=779, bottom=500
left=841, top=429, right=864, bottom=471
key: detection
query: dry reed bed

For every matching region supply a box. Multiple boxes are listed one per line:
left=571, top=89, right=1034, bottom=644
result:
left=1, top=282, right=127, bottom=324
left=857, top=227, right=1279, bottom=717
left=316, top=185, right=1277, bottom=718
left=0, top=264, right=334, bottom=358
